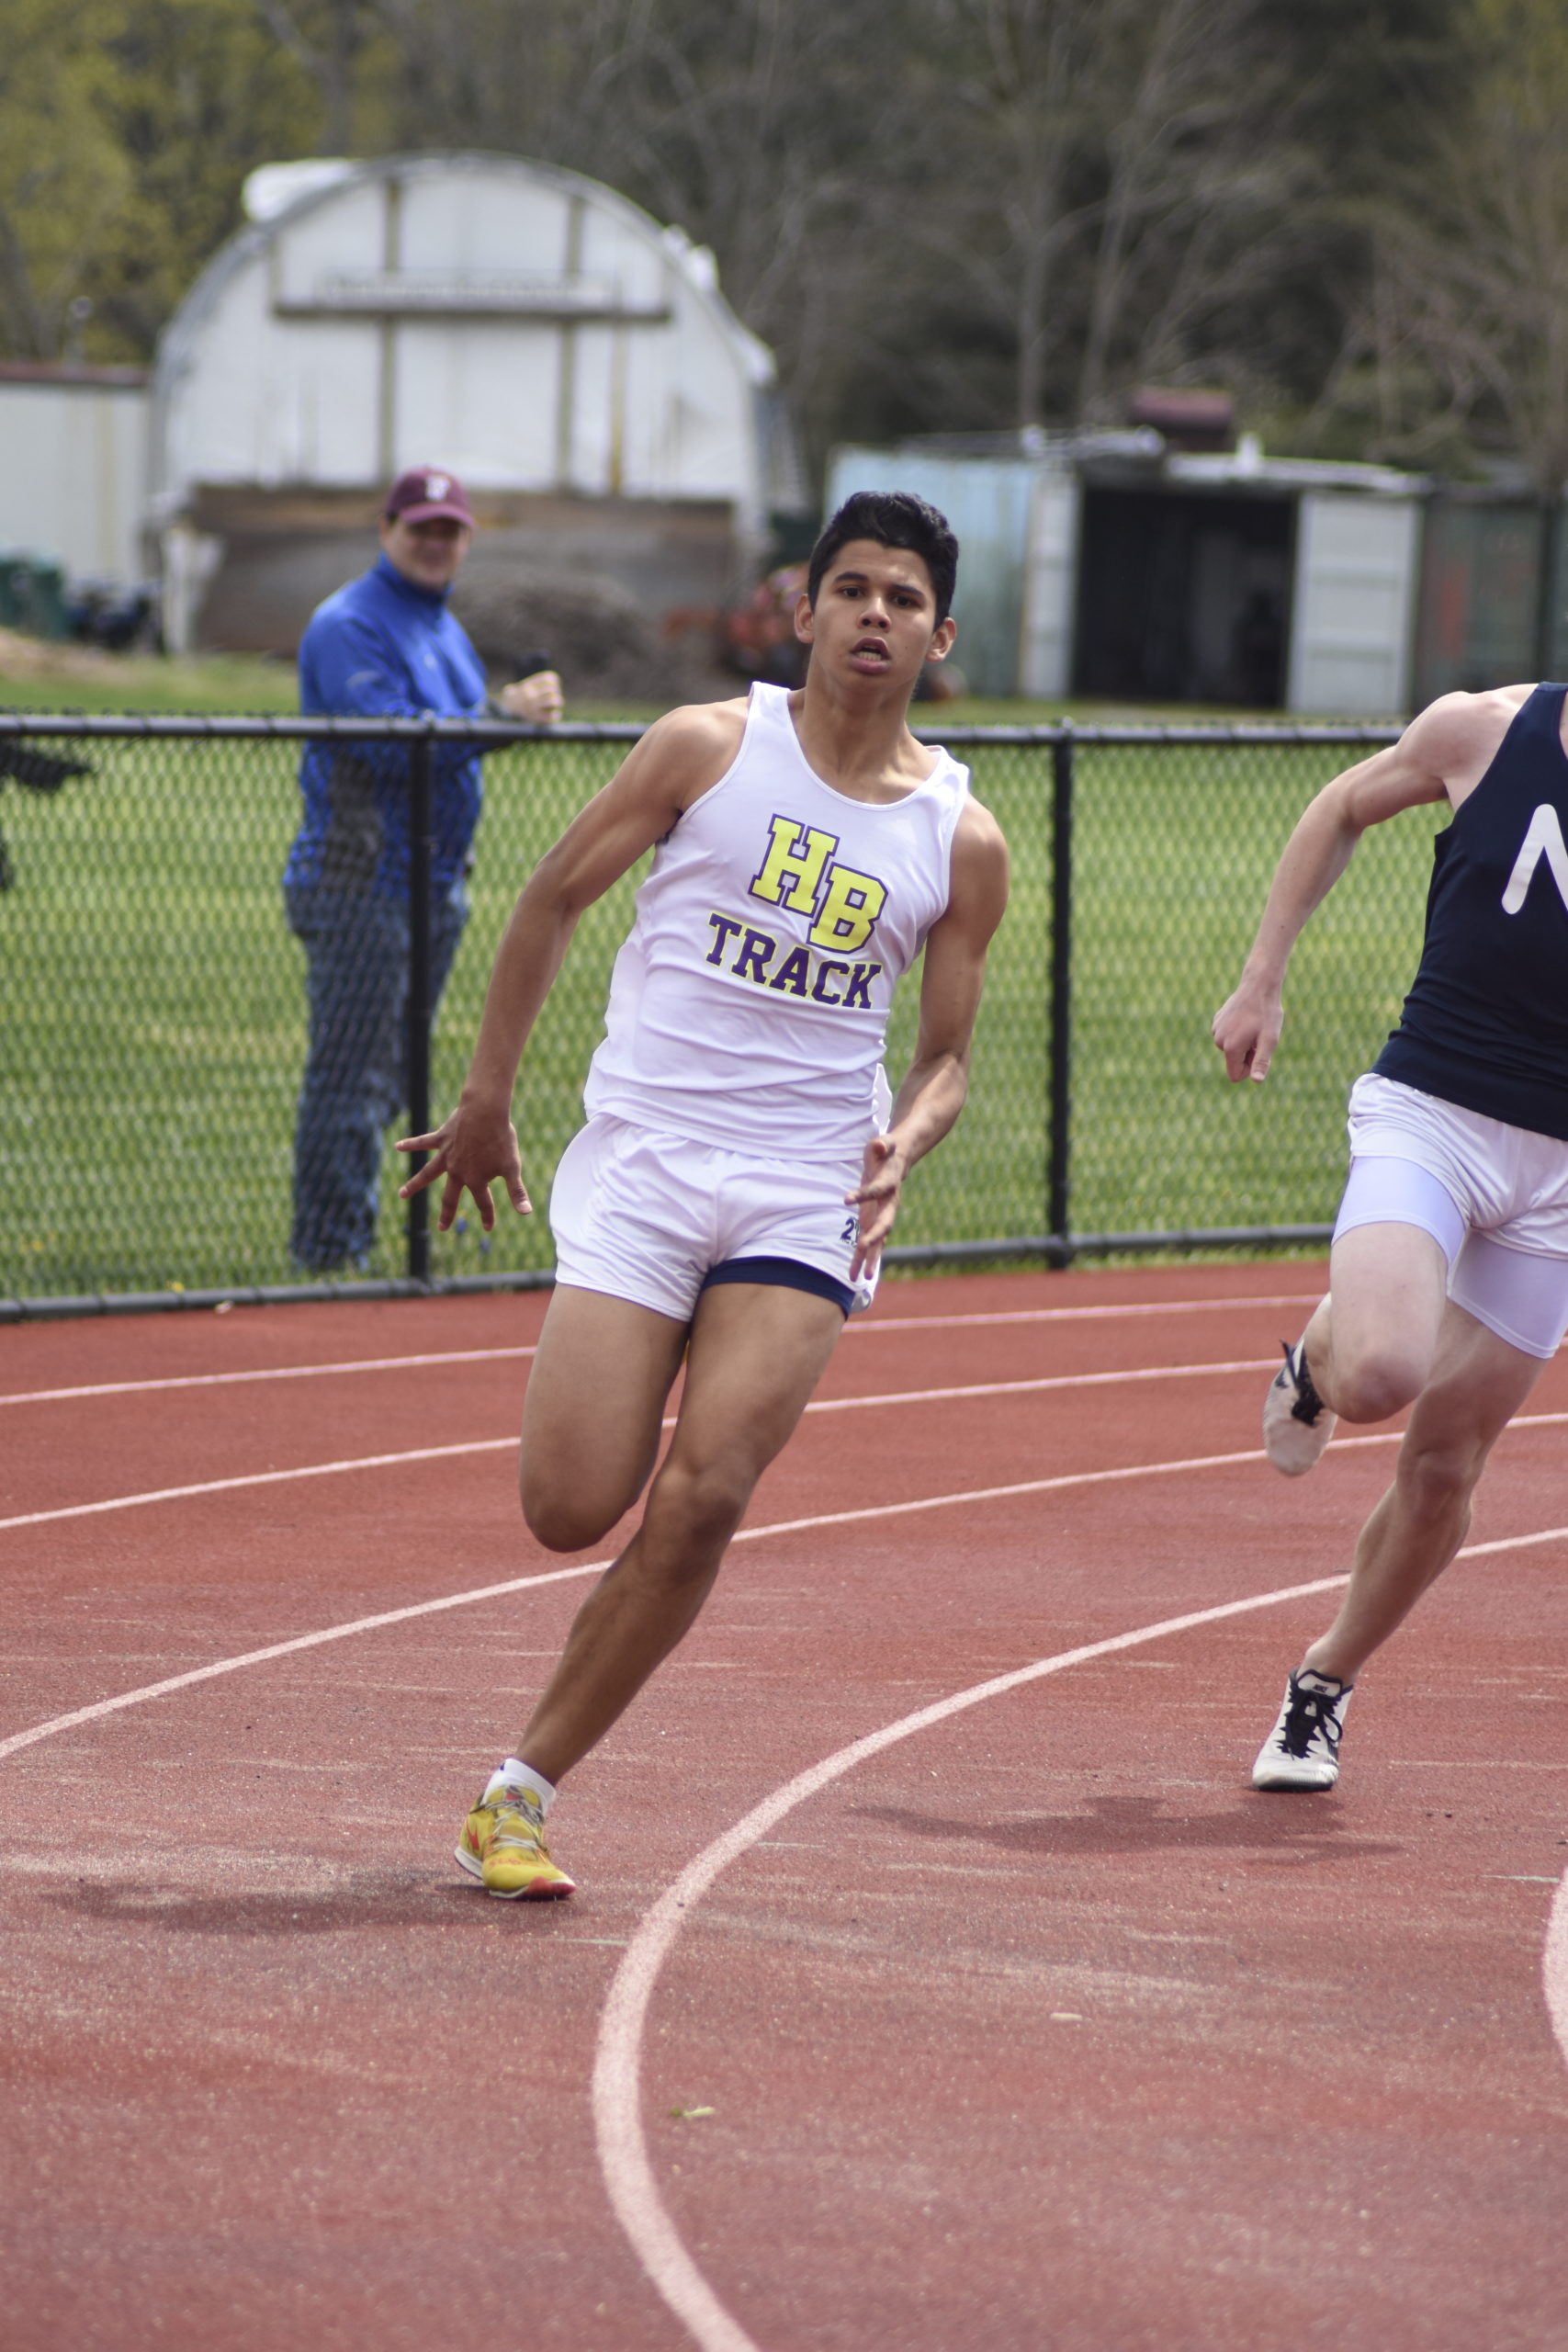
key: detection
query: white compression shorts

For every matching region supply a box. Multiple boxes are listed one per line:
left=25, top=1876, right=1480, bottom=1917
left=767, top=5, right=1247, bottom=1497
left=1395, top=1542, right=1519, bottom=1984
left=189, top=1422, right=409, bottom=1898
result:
left=1333, top=1072, right=1568, bottom=1360
left=547, top=1114, right=879, bottom=1323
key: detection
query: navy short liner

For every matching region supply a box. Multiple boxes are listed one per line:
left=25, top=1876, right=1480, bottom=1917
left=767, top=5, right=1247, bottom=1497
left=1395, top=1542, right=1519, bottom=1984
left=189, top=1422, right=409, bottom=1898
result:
left=699, top=1254, right=854, bottom=1317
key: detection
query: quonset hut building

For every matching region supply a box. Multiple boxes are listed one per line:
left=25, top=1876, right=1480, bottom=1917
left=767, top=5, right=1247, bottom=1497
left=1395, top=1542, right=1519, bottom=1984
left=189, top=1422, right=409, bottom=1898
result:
left=150, top=152, right=802, bottom=655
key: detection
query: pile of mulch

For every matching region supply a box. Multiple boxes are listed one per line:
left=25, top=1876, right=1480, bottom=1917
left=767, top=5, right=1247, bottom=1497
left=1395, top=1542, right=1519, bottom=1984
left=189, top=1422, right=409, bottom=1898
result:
left=450, top=569, right=733, bottom=707
left=0, top=627, right=122, bottom=681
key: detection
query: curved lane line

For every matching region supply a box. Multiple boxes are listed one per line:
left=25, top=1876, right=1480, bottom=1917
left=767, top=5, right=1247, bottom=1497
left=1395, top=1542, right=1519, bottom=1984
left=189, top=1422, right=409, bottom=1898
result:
left=0, top=1293, right=1327, bottom=1408
left=0, top=1346, right=540, bottom=1408
left=0, top=1438, right=519, bottom=1533
left=6, top=1419, right=1566, bottom=1768
left=14, top=1400, right=1568, bottom=1541
left=807, top=1357, right=1275, bottom=1412
left=0, top=1363, right=1280, bottom=1534
left=6, top=1412, right=1568, bottom=1758
left=0, top=1446, right=1281, bottom=1758
left=2, top=1404, right=1564, bottom=2339
left=1546, top=1874, right=1568, bottom=2075
left=593, top=1528, right=1568, bottom=2352
left=0, top=1559, right=604, bottom=1763
left=592, top=1572, right=1355, bottom=2352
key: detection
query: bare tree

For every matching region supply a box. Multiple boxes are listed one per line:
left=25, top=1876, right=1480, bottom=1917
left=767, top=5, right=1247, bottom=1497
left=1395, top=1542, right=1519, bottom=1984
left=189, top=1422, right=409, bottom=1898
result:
left=1362, top=0, right=1568, bottom=493
left=250, top=0, right=375, bottom=155
left=1074, top=0, right=1280, bottom=416
left=923, top=0, right=1106, bottom=428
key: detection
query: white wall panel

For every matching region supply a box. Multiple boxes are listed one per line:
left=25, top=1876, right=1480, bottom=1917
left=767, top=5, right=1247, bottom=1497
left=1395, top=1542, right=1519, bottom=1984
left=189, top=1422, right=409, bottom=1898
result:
left=400, top=170, right=568, bottom=276
left=0, top=383, right=150, bottom=578
left=273, top=181, right=386, bottom=302
left=394, top=322, right=560, bottom=486
left=565, top=324, right=615, bottom=495
left=1019, top=473, right=1080, bottom=697
left=1288, top=493, right=1418, bottom=715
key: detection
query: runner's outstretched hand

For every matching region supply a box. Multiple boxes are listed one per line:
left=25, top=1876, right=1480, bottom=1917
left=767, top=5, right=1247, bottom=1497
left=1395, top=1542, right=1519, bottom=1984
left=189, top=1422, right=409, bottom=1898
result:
left=397, top=1097, right=532, bottom=1232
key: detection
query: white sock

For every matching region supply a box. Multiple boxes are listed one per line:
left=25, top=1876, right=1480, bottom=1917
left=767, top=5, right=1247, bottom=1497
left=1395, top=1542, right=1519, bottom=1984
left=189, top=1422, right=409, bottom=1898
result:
left=484, top=1758, right=557, bottom=1815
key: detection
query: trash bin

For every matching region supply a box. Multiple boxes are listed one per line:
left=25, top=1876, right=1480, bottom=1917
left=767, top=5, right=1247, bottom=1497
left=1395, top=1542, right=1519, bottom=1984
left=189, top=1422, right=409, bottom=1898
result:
left=0, top=553, right=71, bottom=641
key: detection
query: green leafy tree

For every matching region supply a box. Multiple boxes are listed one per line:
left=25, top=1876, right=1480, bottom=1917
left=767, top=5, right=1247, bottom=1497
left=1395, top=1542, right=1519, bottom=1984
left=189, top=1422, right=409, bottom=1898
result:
left=87, top=0, right=366, bottom=359
left=0, top=0, right=130, bottom=357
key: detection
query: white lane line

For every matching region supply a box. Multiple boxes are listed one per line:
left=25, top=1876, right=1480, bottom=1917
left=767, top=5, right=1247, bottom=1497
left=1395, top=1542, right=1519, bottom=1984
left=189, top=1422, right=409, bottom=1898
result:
left=5, top=1412, right=1564, bottom=1771
left=0, top=1439, right=519, bottom=1532
left=1546, top=1874, right=1568, bottom=2076
left=849, top=1294, right=1322, bottom=1334
left=0, top=1360, right=1279, bottom=1532
left=592, top=1577, right=1351, bottom=2352
left=591, top=1536, right=1568, bottom=2352
left=0, top=1560, right=605, bottom=1761
left=0, top=1444, right=1286, bottom=1758
left=1, top=1402, right=1563, bottom=2341
left=592, top=1531, right=1568, bottom=2352
left=0, top=1345, right=540, bottom=1408
left=806, top=1357, right=1274, bottom=1413
left=11, top=1390, right=1568, bottom=1541
left=0, top=1293, right=1325, bottom=1408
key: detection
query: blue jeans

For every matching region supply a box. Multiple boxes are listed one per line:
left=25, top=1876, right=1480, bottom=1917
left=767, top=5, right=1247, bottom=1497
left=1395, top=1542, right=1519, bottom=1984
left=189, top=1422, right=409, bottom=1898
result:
left=286, top=881, right=467, bottom=1271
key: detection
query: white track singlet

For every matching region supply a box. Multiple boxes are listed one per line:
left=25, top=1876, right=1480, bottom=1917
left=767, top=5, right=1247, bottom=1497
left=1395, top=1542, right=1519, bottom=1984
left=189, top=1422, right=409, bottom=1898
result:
left=582, top=682, right=970, bottom=1165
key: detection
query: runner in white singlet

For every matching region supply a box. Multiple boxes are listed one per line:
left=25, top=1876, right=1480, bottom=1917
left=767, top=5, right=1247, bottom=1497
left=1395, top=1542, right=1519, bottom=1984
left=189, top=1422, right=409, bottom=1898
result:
left=400, top=492, right=1010, bottom=1898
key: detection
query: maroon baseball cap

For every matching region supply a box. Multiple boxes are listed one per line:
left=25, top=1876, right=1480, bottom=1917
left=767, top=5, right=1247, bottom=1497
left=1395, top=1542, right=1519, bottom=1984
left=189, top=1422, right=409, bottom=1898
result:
left=384, top=466, right=473, bottom=526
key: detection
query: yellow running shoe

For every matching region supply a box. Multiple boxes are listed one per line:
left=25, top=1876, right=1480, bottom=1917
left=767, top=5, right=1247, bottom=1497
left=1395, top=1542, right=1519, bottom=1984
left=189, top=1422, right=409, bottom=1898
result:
left=456, top=1779, right=576, bottom=1900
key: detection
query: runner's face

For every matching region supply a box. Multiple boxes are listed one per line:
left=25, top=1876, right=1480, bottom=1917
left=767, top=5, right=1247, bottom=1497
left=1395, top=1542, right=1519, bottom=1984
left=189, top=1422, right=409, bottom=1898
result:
left=379, top=514, right=471, bottom=591
left=796, top=540, right=955, bottom=690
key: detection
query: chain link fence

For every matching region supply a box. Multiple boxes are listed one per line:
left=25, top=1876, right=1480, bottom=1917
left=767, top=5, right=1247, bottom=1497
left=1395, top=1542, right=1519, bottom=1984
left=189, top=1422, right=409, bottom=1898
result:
left=1, top=713, right=1424, bottom=1317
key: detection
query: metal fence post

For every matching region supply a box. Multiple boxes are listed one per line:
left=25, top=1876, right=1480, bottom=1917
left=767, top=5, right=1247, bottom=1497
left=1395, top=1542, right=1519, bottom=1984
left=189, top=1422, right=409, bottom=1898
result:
left=405, top=729, right=434, bottom=1284
left=1046, top=725, right=1075, bottom=1264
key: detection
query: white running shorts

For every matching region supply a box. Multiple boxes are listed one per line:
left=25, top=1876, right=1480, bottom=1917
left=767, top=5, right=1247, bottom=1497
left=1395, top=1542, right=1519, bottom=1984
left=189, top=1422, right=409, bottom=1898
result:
left=547, top=1114, right=879, bottom=1323
left=1334, top=1071, right=1568, bottom=1359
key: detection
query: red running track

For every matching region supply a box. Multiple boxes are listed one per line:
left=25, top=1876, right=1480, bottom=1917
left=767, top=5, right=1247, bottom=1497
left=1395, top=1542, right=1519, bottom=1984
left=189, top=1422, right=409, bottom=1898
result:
left=2, top=1263, right=1566, bottom=2351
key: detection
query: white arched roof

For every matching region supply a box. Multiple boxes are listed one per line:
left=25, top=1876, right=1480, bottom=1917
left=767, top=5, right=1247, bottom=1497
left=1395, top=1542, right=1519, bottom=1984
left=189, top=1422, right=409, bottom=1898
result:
left=151, top=153, right=786, bottom=528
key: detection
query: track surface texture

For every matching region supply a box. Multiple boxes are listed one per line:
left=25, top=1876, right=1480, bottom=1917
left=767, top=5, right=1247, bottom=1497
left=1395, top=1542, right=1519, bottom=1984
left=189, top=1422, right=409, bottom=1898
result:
left=3, top=1264, right=1566, bottom=2352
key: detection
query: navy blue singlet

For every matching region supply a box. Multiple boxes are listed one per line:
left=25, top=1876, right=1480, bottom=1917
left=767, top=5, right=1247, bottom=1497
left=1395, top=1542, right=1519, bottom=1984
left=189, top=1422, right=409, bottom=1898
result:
left=1374, top=683, right=1568, bottom=1140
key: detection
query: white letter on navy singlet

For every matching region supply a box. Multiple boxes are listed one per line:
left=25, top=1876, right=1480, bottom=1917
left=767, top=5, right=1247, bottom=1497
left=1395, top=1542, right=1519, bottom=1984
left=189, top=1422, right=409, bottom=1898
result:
left=1502, top=804, right=1568, bottom=915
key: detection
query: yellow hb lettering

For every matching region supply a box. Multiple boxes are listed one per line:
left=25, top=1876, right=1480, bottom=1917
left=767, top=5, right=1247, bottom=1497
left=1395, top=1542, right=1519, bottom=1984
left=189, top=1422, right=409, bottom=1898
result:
left=808, top=865, right=887, bottom=955
left=750, top=815, right=839, bottom=914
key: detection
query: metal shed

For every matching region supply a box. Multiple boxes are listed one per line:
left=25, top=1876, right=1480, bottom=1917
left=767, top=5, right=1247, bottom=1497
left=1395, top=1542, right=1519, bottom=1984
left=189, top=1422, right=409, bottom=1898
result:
left=826, top=437, right=1425, bottom=715
left=152, top=152, right=802, bottom=652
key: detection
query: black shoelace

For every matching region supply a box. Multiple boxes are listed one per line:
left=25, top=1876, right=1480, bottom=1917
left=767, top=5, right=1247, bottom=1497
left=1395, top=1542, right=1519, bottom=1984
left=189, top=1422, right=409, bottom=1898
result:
left=1282, top=1341, right=1326, bottom=1428
left=1277, top=1678, right=1344, bottom=1760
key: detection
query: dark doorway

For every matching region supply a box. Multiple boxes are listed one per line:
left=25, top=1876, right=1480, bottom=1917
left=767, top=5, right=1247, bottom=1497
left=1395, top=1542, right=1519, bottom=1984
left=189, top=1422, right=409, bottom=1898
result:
left=1073, top=486, right=1294, bottom=707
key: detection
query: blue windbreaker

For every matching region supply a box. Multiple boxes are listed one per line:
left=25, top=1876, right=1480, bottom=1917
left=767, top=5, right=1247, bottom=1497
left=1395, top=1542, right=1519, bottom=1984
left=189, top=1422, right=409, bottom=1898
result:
left=284, top=554, right=489, bottom=899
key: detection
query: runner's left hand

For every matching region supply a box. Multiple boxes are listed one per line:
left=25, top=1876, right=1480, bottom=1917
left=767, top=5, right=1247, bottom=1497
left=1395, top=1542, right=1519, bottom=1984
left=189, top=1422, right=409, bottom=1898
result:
left=846, top=1132, right=908, bottom=1282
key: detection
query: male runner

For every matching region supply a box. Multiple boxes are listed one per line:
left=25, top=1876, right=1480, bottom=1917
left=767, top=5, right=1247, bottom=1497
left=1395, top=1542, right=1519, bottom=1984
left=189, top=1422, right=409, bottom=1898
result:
left=1213, top=683, right=1568, bottom=1794
left=400, top=492, right=1010, bottom=1895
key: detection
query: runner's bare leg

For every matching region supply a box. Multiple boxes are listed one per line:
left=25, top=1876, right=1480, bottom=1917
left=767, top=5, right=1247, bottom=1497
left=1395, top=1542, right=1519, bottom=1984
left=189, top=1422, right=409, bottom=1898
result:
left=516, top=1280, right=844, bottom=1783
left=1304, top=1302, right=1542, bottom=1683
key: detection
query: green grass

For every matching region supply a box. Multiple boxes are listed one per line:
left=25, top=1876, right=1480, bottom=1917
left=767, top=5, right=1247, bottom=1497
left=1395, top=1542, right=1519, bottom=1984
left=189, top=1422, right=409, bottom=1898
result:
left=0, top=651, right=302, bottom=716
left=0, top=725, right=1431, bottom=1300
left=0, top=641, right=1396, bottom=729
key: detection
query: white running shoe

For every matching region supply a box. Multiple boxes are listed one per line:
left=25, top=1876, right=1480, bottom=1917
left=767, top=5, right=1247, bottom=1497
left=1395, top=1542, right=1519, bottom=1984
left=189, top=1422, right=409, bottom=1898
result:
left=1252, top=1668, right=1353, bottom=1791
left=1262, top=1339, right=1337, bottom=1476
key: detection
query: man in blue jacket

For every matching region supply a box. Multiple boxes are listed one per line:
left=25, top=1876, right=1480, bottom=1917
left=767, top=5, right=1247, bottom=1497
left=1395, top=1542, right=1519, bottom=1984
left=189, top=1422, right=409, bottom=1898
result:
left=284, top=466, right=561, bottom=1272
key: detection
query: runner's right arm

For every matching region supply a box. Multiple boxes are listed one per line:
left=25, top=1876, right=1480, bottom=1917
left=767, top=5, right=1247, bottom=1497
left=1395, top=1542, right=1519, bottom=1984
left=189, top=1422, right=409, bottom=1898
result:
left=1211, top=699, right=1476, bottom=1084
left=397, top=701, right=743, bottom=1229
